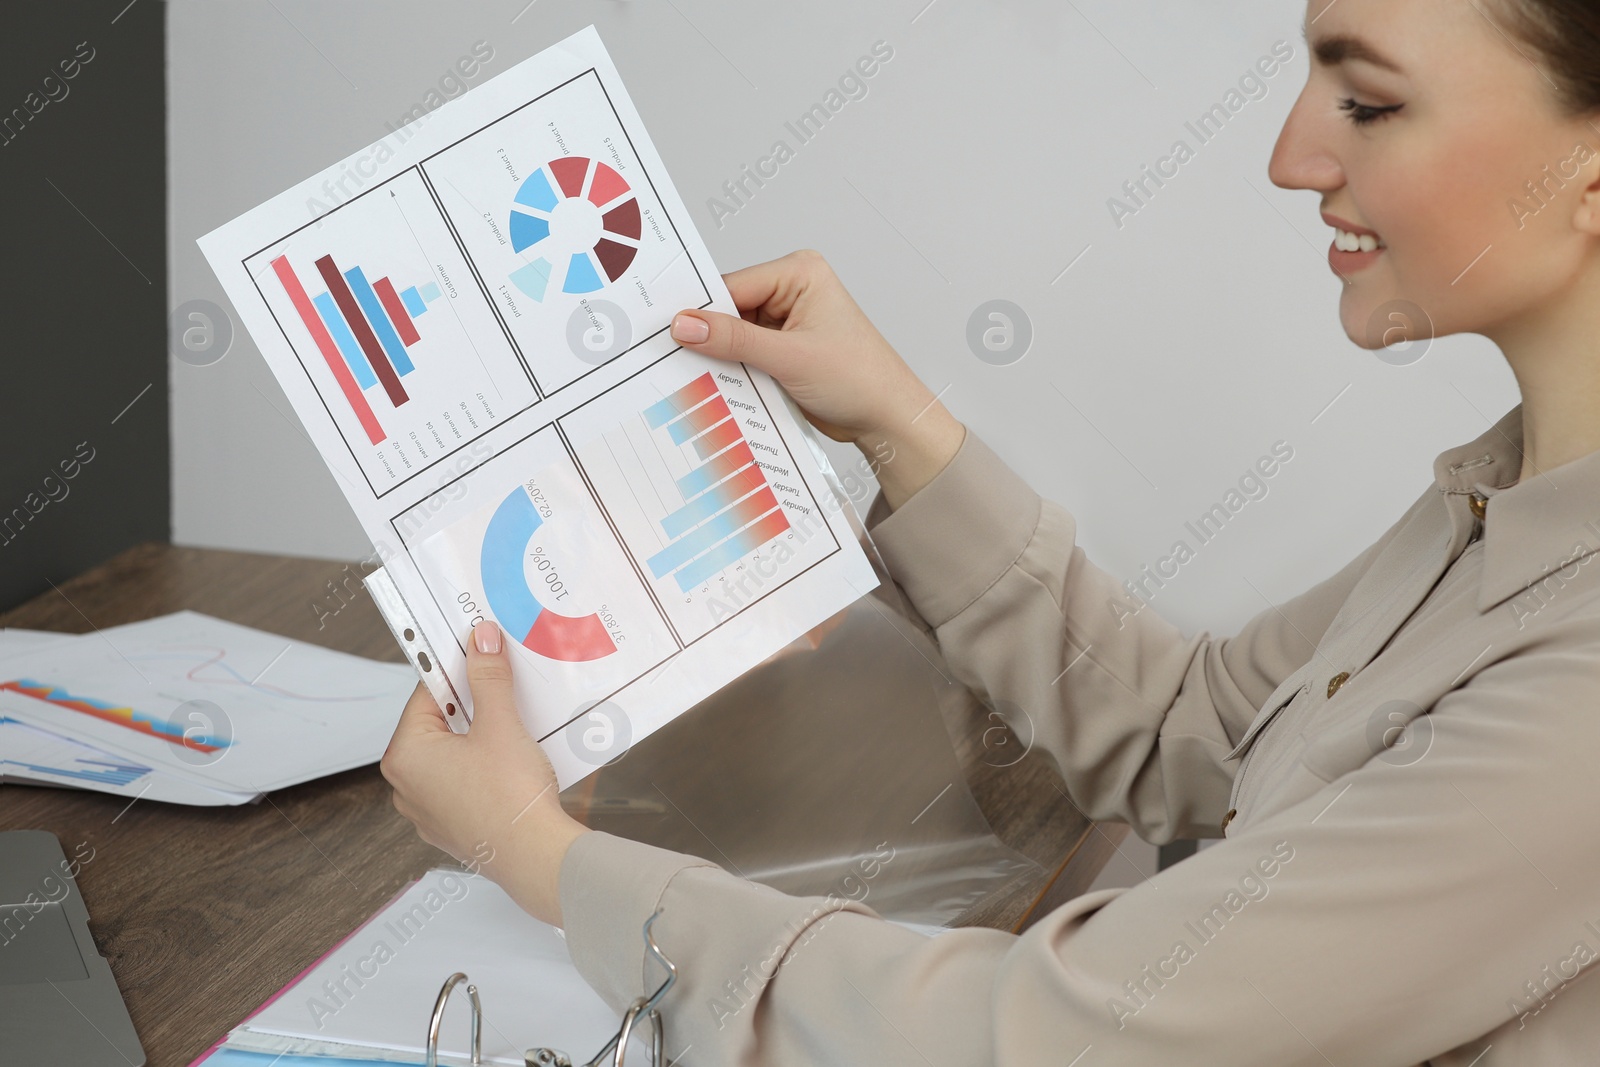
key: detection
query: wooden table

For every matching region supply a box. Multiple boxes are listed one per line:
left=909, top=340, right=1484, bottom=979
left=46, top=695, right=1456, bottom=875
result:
left=0, top=543, right=1118, bottom=1066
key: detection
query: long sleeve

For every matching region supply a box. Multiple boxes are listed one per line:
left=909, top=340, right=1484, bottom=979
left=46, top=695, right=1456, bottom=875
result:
left=556, top=425, right=1600, bottom=1065
left=562, top=604, right=1600, bottom=1065
left=858, top=427, right=1413, bottom=842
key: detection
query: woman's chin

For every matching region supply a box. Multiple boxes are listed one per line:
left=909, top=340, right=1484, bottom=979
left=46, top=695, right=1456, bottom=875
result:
left=1339, top=285, right=1438, bottom=352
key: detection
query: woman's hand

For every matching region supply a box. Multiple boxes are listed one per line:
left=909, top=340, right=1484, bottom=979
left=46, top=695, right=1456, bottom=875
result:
left=670, top=249, right=966, bottom=511
left=380, top=620, right=587, bottom=927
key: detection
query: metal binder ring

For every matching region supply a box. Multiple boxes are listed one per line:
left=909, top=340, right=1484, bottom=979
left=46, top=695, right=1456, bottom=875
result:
left=426, top=971, right=483, bottom=1067
left=605, top=1001, right=664, bottom=1067
left=528, top=911, right=675, bottom=1067
left=612, top=1001, right=645, bottom=1066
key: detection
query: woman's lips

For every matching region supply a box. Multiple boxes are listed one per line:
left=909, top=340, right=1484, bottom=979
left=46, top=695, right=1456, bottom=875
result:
left=1324, top=213, right=1386, bottom=274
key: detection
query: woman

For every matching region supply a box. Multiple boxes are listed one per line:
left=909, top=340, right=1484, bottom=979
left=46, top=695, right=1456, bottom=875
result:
left=382, top=0, right=1600, bottom=1061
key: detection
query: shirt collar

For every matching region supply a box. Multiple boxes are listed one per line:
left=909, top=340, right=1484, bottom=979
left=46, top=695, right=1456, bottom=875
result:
left=1431, top=402, right=1600, bottom=613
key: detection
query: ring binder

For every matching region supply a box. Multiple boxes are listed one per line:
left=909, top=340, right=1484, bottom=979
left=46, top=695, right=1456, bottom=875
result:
left=425, top=973, right=483, bottom=1067
left=426, top=910, right=677, bottom=1067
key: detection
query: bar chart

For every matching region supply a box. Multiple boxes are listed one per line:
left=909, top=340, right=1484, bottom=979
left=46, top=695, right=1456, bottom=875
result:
left=563, top=361, right=837, bottom=642
left=640, top=373, right=791, bottom=593
left=270, top=253, right=443, bottom=445
left=247, top=169, right=536, bottom=493
left=0, top=680, right=231, bottom=753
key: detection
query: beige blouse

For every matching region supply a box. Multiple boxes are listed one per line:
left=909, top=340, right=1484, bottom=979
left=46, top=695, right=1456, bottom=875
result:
left=558, top=401, right=1600, bottom=1065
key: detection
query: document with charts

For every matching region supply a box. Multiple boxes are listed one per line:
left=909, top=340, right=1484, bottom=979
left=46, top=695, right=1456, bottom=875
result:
left=199, top=25, right=878, bottom=786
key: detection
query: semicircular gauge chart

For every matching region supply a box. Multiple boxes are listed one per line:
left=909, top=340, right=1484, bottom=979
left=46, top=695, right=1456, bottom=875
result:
left=507, top=156, right=642, bottom=302
left=480, top=486, right=616, bottom=662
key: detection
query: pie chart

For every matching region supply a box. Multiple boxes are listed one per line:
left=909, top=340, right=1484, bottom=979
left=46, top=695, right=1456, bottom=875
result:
left=507, top=156, right=642, bottom=302
left=480, top=485, right=616, bottom=662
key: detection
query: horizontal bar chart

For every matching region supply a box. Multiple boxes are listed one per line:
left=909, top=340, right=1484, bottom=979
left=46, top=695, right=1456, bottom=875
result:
left=659, top=463, right=767, bottom=539
left=374, top=275, right=421, bottom=347
left=0, top=679, right=232, bottom=752
left=639, top=372, right=794, bottom=593
left=271, top=255, right=387, bottom=445
left=313, top=291, right=378, bottom=390
left=315, top=255, right=409, bottom=407
left=272, top=248, right=449, bottom=447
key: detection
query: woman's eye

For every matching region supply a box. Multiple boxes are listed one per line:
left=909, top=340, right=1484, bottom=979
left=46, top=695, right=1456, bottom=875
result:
left=1339, top=97, right=1404, bottom=126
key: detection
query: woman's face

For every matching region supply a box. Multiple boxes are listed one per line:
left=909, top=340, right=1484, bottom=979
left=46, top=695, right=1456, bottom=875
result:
left=1268, top=0, right=1600, bottom=349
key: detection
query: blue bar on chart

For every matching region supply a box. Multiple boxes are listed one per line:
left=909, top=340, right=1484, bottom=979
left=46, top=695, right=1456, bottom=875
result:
left=659, top=465, right=767, bottom=540
left=666, top=395, right=730, bottom=445
left=312, top=292, right=379, bottom=389
left=676, top=441, right=755, bottom=499
left=672, top=508, right=792, bottom=590
left=644, top=372, right=719, bottom=428
left=400, top=282, right=444, bottom=318
left=344, top=265, right=417, bottom=376
left=646, top=487, right=784, bottom=590
left=640, top=372, right=796, bottom=592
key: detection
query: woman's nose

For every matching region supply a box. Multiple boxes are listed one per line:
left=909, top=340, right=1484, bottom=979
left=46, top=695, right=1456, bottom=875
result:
left=1268, top=89, right=1344, bottom=193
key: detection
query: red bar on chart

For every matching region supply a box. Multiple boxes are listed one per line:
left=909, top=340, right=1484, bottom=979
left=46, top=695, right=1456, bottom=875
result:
left=315, top=255, right=409, bottom=407
left=643, top=372, right=718, bottom=428
left=373, top=276, right=421, bottom=347
left=726, top=485, right=780, bottom=528
left=270, top=256, right=386, bottom=445
left=743, top=506, right=791, bottom=542
left=690, top=418, right=743, bottom=460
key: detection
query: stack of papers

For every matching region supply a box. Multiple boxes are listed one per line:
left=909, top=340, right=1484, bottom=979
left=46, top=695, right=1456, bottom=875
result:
left=0, top=612, right=417, bottom=805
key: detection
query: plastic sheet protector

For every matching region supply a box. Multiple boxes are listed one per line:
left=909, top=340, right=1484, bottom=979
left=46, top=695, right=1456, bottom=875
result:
left=199, top=26, right=878, bottom=787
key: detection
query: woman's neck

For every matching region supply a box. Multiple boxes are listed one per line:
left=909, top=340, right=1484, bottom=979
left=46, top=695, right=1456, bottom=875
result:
left=1490, top=256, right=1600, bottom=486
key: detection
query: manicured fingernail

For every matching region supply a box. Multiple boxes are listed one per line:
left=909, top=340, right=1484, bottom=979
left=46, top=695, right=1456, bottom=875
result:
left=473, top=620, right=502, bottom=654
left=672, top=313, right=709, bottom=344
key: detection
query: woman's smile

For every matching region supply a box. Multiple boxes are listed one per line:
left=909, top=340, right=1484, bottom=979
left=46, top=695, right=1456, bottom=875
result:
left=1324, top=211, right=1388, bottom=273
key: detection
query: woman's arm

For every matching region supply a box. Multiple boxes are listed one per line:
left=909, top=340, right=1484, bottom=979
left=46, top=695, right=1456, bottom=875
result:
left=854, top=424, right=1419, bottom=840
left=385, top=613, right=1600, bottom=1064
left=561, top=614, right=1600, bottom=1064
left=670, top=250, right=1412, bottom=841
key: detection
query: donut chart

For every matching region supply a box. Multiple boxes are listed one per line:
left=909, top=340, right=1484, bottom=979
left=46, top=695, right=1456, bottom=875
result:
left=481, top=486, right=616, bottom=661
left=508, top=156, right=642, bottom=301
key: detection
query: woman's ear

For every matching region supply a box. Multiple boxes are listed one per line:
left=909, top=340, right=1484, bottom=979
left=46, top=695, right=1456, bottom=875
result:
left=1570, top=123, right=1600, bottom=237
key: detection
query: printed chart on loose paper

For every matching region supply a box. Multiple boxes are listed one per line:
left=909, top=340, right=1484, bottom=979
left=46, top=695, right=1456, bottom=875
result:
left=201, top=27, right=877, bottom=786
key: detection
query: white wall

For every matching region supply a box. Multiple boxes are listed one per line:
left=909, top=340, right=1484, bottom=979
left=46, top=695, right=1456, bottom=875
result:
left=167, top=0, right=1517, bottom=647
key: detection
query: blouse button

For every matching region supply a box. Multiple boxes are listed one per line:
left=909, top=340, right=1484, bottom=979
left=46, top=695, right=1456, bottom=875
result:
left=1221, top=808, right=1237, bottom=832
left=1469, top=493, right=1488, bottom=521
left=1327, top=671, right=1351, bottom=698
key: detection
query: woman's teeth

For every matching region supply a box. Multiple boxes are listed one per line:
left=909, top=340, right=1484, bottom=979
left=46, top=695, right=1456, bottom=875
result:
left=1335, top=228, right=1385, bottom=253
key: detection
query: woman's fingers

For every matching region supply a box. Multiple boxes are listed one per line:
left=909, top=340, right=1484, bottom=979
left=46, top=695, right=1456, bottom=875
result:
left=670, top=308, right=798, bottom=377
left=463, top=621, right=529, bottom=743
left=673, top=249, right=829, bottom=353
left=393, top=680, right=449, bottom=737
left=380, top=682, right=447, bottom=789
left=720, top=249, right=820, bottom=321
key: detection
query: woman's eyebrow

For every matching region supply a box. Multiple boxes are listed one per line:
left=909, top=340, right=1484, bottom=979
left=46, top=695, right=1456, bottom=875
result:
left=1305, top=29, right=1405, bottom=74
